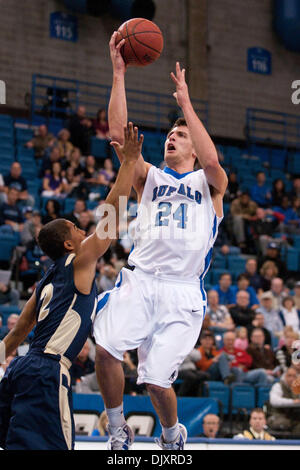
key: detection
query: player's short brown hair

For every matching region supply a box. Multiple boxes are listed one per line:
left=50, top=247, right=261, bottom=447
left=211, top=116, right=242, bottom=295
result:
left=170, top=117, right=187, bottom=130
left=38, top=219, right=71, bottom=261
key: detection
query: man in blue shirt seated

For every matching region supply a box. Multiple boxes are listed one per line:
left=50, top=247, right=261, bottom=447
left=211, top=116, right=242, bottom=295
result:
left=232, top=273, right=260, bottom=309
left=0, top=186, right=24, bottom=233
left=213, top=272, right=236, bottom=307
left=250, top=171, right=272, bottom=208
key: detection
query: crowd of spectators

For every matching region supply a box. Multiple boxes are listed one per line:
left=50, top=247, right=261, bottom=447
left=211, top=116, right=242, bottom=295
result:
left=0, top=109, right=300, bottom=438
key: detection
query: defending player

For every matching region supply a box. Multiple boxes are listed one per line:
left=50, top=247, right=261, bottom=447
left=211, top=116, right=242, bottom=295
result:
left=93, top=33, right=228, bottom=450
left=0, top=123, right=143, bottom=450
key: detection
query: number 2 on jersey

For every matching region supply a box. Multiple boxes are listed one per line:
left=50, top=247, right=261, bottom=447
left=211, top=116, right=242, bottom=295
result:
left=155, top=202, right=188, bottom=229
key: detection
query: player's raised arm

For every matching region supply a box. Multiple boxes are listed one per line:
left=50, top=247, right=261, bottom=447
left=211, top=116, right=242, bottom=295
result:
left=0, top=292, right=37, bottom=360
left=73, top=122, right=143, bottom=289
left=171, top=62, right=228, bottom=197
left=108, top=32, right=151, bottom=197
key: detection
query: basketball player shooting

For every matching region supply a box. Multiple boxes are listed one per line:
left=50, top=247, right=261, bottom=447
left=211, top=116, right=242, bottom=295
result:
left=0, top=123, right=143, bottom=450
left=93, top=33, right=228, bottom=450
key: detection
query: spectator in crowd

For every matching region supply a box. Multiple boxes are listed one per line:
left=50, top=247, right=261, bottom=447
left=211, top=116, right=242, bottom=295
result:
left=56, top=128, right=74, bottom=160
left=62, top=167, right=89, bottom=200
left=21, top=209, right=42, bottom=246
left=64, top=147, right=85, bottom=177
left=77, top=210, right=94, bottom=233
left=0, top=279, right=20, bottom=309
left=91, top=411, right=109, bottom=436
left=276, top=327, right=299, bottom=373
left=279, top=297, right=300, bottom=334
left=25, top=124, right=55, bottom=159
left=0, top=314, right=20, bottom=340
left=293, top=281, right=300, bottom=311
left=212, top=273, right=236, bottom=307
left=232, top=274, right=259, bottom=310
left=83, top=155, right=99, bottom=186
left=41, top=199, right=61, bottom=225
left=258, top=242, right=287, bottom=280
left=224, top=172, right=240, bottom=203
left=98, top=158, right=116, bottom=188
left=70, top=340, right=95, bottom=386
left=0, top=172, right=7, bottom=205
left=3, top=162, right=33, bottom=207
left=220, top=331, right=270, bottom=386
left=234, top=408, right=275, bottom=440
left=244, top=258, right=261, bottom=293
left=206, top=290, right=235, bottom=333
left=42, top=162, right=65, bottom=199
left=197, top=414, right=222, bottom=438
left=122, top=351, right=139, bottom=395
left=230, top=192, right=257, bottom=251
left=247, top=311, right=273, bottom=348
left=264, top=277, right=288, bottom=312
left=258, top=261, right=279, bottom=293
left=266, top=366, right=300, bottom=436
left=196, top=330, right=235, bottom=385
left=40, top=146, right=62, bottom=178
left=234, top=326, right=249, bottom=350
left=96, top=262, right=118, bottom=294
left=67, top=105, right=92, bottom=155
left=249, top=207, right=283, bottom=255
left=229, top=290, right=256, bottom=328
left=250, top=171, right=272, bottom=208
left=271, top=178, right=286, bottom=207
left=93, top=108, right=109, bottom=139
left=21, top=225, right=50, bottom=291
left=281, top=197, right=300, bottom=234
left=177, top=347, right=209, bottom=397
left=255, top=292, right=283, bottom=343
left=289, top=175, right=300, bottom=200
left=64, top=199, right=87, bottom=226
left=246, top=328, right=279, bottom=383
left=0, top=186, right=24, bottom=232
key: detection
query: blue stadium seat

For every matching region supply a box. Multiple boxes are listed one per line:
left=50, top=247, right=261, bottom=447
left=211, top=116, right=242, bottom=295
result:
left=227, top=256, right=246, bottom=273
left=210, top=269, right=229, bottom=285
left=203, top=381, right=230, bottom=415
left=286, top=248, right=300, bottom=271
left=256, top=385, right=272, bottom=408
left=15, top=127, right=34, bottom=144
left=230, top=384, right=256, bottom=415
left=0, top=240, right=18, bottom=262
left=270, top=149, right=286, bottom=170
left=0, top=306, right=22, bottom=326
left=64, top=198, right=77, bottom=214
left=0, top=114, right=13, bottom=126
left=212, top=255, right=227, bottom=270
left=16, top=146, right=35, bottom=159
left=90, top=137, right=109, bottom=159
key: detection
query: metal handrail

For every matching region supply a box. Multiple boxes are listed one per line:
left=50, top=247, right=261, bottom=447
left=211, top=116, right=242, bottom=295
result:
left=31, top=73, right=209, bottom=133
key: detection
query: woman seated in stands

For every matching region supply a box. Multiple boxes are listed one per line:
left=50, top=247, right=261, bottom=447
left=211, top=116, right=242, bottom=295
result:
left=41, top=161, right=65, bottom=199
left=57, top=128, right=74, bottom=160
left=92, top=108, right=109, bottom=140
left=41, top=198, right=61, bottom=225
left=271, top=178, right=286, bottom=207
left=98, top=158, right=116, bottom=188
left=258, top=261, right=278, bottom=294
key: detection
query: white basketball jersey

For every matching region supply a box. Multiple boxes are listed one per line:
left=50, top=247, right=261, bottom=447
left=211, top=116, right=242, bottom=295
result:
left=128, top=165, right=223, bottom=282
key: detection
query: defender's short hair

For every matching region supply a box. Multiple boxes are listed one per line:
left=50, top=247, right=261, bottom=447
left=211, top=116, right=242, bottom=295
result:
left=38, top=219, right=71, bottom=261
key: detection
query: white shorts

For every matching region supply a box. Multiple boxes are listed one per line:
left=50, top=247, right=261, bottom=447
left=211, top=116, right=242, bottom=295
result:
left=93, top=267, right=205, bottom=388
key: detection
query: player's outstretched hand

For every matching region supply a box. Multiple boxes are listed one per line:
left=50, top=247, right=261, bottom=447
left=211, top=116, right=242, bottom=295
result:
left=170, top=61, right=190, bottom=108
left=109, top=31, right=127, bottom=75
left=110, top=122, right=144, bottom=163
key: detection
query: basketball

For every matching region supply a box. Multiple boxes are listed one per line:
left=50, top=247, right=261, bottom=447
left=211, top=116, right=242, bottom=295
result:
left=116, top=18, right=163, bottom=67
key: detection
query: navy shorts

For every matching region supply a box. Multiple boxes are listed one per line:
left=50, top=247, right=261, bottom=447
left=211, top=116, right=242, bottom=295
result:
left=0, top=351, right=74, bottom=450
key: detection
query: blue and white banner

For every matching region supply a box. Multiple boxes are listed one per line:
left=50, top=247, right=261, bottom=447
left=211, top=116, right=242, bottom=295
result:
left=73, top=394, right=219, bottom=437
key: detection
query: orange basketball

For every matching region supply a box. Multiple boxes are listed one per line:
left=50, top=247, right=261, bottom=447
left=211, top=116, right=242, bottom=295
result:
left=116, top=18, right=163, bottom=67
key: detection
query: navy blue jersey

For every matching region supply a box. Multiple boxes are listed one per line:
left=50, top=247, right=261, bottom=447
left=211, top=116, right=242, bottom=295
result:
left=30, top=253, right=97, bottom=363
